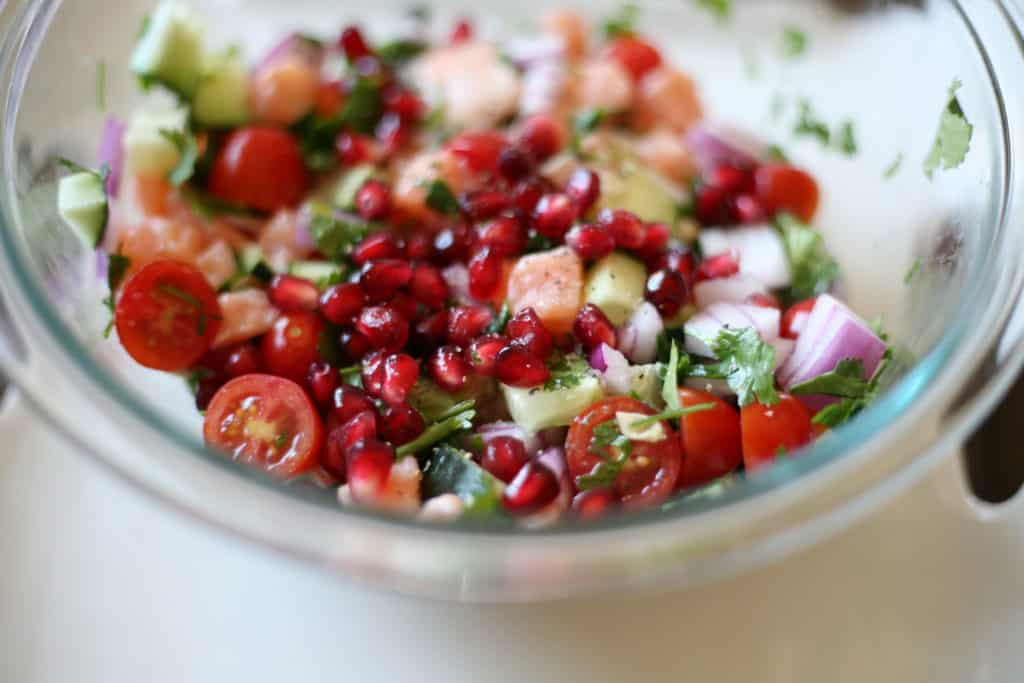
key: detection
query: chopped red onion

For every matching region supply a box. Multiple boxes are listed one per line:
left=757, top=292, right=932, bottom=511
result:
left=588, top=344, right=608, bottom=372
left=705, top=302, right=755, bottom=332
left=594, top=343, right=632, bottom=394
left=684, top=123, right=764, bottom=173
left=293, top=204, right=316, bottom=250
left=777, top=295, right=846, bottom=386
left=618, top=302, right=662, bottom=364
left=521, top=446, right=572, bottom=529
left=769, top=337, right=795, bottom=370
left=478, top=421, right=542, bottom=456
left=789, top=310, right=811, bottom=337
left=98, top=116, right=125, bottom=199
left=95, top=249, right=108, bottom=281
left=699, top=226, right=791, bottom=289
left=694, top=275, right=767, bottom=309
left=736, top=303, right=780, bottom=341
left=683, top=313, right=722, bottom=358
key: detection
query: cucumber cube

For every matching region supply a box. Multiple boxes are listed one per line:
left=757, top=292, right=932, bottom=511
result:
left=57, top=172, right=108, bottom=247
left=124, top=108, right=188, bottom=178
left=193, top=52, right=250, bottom=127
left=501, top=372, right=604, bottom=432
left=131, top=1, right=206, bottom=99
left=584, top=252, right=647, bottom=326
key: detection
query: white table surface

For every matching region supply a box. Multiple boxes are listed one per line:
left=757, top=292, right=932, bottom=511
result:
left=2, top=391, right=1023, bottom=683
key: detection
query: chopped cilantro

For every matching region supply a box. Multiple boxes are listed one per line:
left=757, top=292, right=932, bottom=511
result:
left=793, top=99, right=830, bottom=146
left=836, top=121, right=857, bottom=156
left=96, top=60, right=106, bottom=112
left=695, top=0, right=731, bottom=22
left=603, top=3, right=640, bottom=38
left=181, top=188, right=264, bottom=220
left=424, top=179, right=460, bottom=215
left=883, top=152, right=904, bottom=179
left=662, top=341, right=683, bottom=411
left=338, top=364, right=362, bottom=379
left=923, top=78, right=973, bottom=179
left=102, top=252, right=131, bottom=338
left=58, top=159, right=111, bottom=185
left=487, top=303, right=510, bottom=334
left=806, top=352, right=892, bottom=428
left=656, top=327, right=687, bottom=364
left=544, top=354, right=591, bottom=391
left=630, top=402, right=715, bottom=431
left=775, top=212, right=840, bottom=304
left=395, top=401, right=476, bottom=457
left=158, top=129, right=199, bottom=186
left=339, top=76, right=383, bottom=135
left=697, top=327, right=778, bottom=407
left=904, top=258, right=921, bottom=284
left=570, top=108, right=606, bottom=156
left=781, top=26, right=808, bottom=59
left=290, top=78, right=382, bottom=171
left=789, top=358, right=869, bottom=398
left=525, top=232, right=557, bottom=254
left=576, top=421, right=633, bottom=491
left=307, top=203, right=376, bottom=261
left=765, top=144, right=789, bottom=162
left=376, top=39, right=427, bottom=66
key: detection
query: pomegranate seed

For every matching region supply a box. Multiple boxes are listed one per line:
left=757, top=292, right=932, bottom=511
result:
left=707, top=164, right=755, bottom=194
left=355, top=180, right=392, bottom=221
left=645, top=269, right=689, bottom=317
left=428, top=345, right=471, bottom=393
left=695, top=250, right=741, bottom=282
left=409, top=264, right=448, bottom=310
left=447, top=305, right=494, bottom=347
left=493, top=345, right=550, bottom=387
left=476, top=215, right=527, bottom=257
left=468, top=247, right=503, bottom=301
left=450, top=18, right=474, bottom=44
left=572, top=488, right=618, bottom=520
left=331, top=384, right=376, bottom=425
left=465, top=334, right=508, bottom=376
left=517, top=114, right=563, bottom=162
left=404, top=233, right=434, bottom=261
left=339, top=26, right=372, bottom=61
left=341, top=329, right=371, bottom=361
left=223, top=344, right=262, bottom=377
left=352, top=232, right=403, bottom=266
left=746, top=292, right=781, bottom=309
left=573, top=304, right=617, bottom=350
left=654, top=248, right=697, bottom=283
left=338, top=411, right=379, bottom=454
left=267, top=274, right=320, bottom=312
left=597, top=208, right=646, bottom=250
left=533, top=193, right=578, bottom=239
left=375, top=112, right=408, bottom=154
left=497, top=146, right=533, bottom=182
left=734, top=194, right=765, bottom=223
left=565, top=168, right=601, bottom=212
left=380, top=352, right=419, bottom=405
left=460, top=190, right=511, bottom=221
left=565, top=223, right=615, bottom=260
left=502, top=461, right=559, bottom=515
left=432, top=225, right=474, bottom=265
left=447, top=131, right=507, bottom=174
left=506, top=307, right=554, bottom=359
left=638, top=222, right=671, bottom=259
left=346, top=438, right=394, bottom=501
left=307, top=361, right=339, bottom=406
left=383, top=87, right=424, bottom=121
left=695, top=184, right=734, bottom=225
left=389, top=291, right=419, bottom=322
left=322, top=427, right=350, bottom=481
left=360, top=350, right=387, bottom=396
left=412, top=310, right=449, bottom=351
left=379, top=402, right=426, bottom=446
left=512, top=176, right=553, bottom=214
left=359, top=259, right=413, bottom=302
left=356, top=305, right=409, bottom=351
left=320, top=282, right=365, bottom=324
left=336, top=132, right=372, bottom=166
left=481, top=436, right=530, bottom=484
left=194, top=375, right=226, bottom=411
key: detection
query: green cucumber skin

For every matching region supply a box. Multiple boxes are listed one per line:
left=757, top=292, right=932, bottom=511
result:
left=57, top=172, right=108, bottom=248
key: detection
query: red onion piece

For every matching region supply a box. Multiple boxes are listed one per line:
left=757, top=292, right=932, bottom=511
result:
left=705, top=302, right=755, bottom=332
left=617, top=302, right=663, bottom=364
left=683, top=313, right=722, bottom=357
left=777, top=295, right=845, bottom=386
left=293, top=204, right=316, bottom=250
left=596, top=343, right=632, bottom=395
left=588, top=344, right=608, bottom=372
left=478, top=421, right=542, bottom=456
left=699, top=226, right=791, bottom=289
left=684, top=123, right=764, bottom=173
left=769, top=337, right=795, bottom=370
left=98, top=116, right=125, bottom=199
left=95, top=249, right=108, bottom=281
left=694, top=275, right=767, bottom=309
left=736, top=303, right=780, bottom=341
left=520, top=446, right=572, bottom=528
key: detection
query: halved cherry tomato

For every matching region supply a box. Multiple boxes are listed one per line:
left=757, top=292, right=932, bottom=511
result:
left=676, top=388, right=742, bottom=489
left=567, top=396, right=681, bottom=510
left=260, top=312, right=325, bottom=385
left=446, top=131, right=507, bottom=174
left=754, top=164, right=820, bottom=223
left=114, top=259, right=222, bottom=371
left=781, top=297, right=817, bottom=339
left=741, top=394, right=813, bottom=471
left=203, top=374, right=323, bottom=478
left=208, top=127, right=310, bottom=213
left=605, top=36, right=663, bottom=82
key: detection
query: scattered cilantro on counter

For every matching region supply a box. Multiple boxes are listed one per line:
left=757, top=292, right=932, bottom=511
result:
left=695, top=0, right=732, bottom=22
left=923, top=78, right=973, bottom=179
left=883, top=152, right=904, bottom=179
left=836, top=120, right=857, bottom=156
left=781, top=26, right=807, bottom=59
left=793, top=99, right=831, bottom=146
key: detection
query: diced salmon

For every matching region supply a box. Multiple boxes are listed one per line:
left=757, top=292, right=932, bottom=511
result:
left=632, top=67, right=703, bottom=133
left=540, top=10, right=588, bottom=59
left=376, top=456, right=423, bottom=515
left=212, top=289, right=280, bottom=349
left=576, top=59, right=634, bottom=113
left=195, top=240, right=237, bottom=290
left=632, top=128, right=698, bottom=184
left=259, top=208, right=314, bottom=272
left=506, top=246, right=584, bottom=336
left=124, top=173, right=177, bottom=218
left=115, top=216, right=205, bottom=275
left=249, top=56, right=318, bottom=126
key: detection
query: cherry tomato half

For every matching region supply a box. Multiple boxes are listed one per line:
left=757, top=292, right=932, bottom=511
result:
left=260, top=312, right=325, bottom=385
left=676, top=388, right=742, bottom=489
left=781, top=297, right=817, bottom=339
left=203, top=374, right=324, bottom=478
left=567, top=396, right=682, bottom=510
left=114, top=259, right=222, bottom=371
left=605, top=36, right=663, bottom=82
left=754, top=164, right=820, bottom=223
left=741, top=394, right=813, bottom=471
left=208, top=127, right=310, bottom=213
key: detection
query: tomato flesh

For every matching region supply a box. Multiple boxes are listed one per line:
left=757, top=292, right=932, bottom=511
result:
left=203, top=374, right=323, bottom=478
left=567, top=396, right=681, bottom=510
left=677, top=388, right=742, bottom=489
left=780, top=297, right=817, bottom=339
left=741, top=394, right=813, bottom=471
left=260, top=312, right=325, bottom=385
left=208, top=127, right=310, bottom=213
left=605, top=37, right=663, bottom=81
left=754, top=164, right=820, bottom=223
left=115, top=259, right=222, bottom=371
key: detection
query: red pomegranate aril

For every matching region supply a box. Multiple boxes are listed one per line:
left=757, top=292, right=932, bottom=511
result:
left=359, top=259, right=413, bottom=302
left=383, top=87, right=424, bottom=121
left=481, top=436, right=530, bottom=484
left=346, top=438, right=394, bottom=501
left=746, top=292, right=781, bottom=309
left=571, top=488, right=618, bottom=520
left=460, top=190, right=511, bottom=221
left=341, top=329, right=371, bottom=361
left=356, top=305, right=409, bottom=351
left=450, top=18, right=474, bottom=44
left=389, top=291, right=419, bottom=322
left=639, top=222, right=671, bottom=259
left=468, top=247, right=503, bottom=300
left=645, top=269, right=689, bottom=317
left=506, top=307, right=554, bottom=359
left=339, top=26, right=372, bottom=61
left=707, top=164, right=755, bottom=195
left=404, top=233, right=434, bottom=261
left=573, top=304, right=617, bottom=350
left=512, top=176, right=553, bottom=214
left=355, top=180, right=392, bottom=221
left=565, top=223, right=615, bottom=260
left=597, top=208, right=646, bottom=250
left=517, top=114, right=564, bottom=162
left=360, top=349, right=387, bottom=396
left=378, top=402, right=426, bottom=446
left=502, top=461, right=559, bottom=515
left=267, top=274, right=320, bottom=312
left=320, top=282, right=364, bottom=324
left=695, top=250, right=741, bottom=282
left=494, top=345, right=550, bottom=387
left=447, top=305, right=494, bottom=347
left=657, top=248, right=697, bottom=283
left=476, top=215, right=527, bottom=257
left=338, top=411, right=379, bottom=454
left=194, top=375, right=226, bottom=411
left=533, top=193, right=578, bottom=238
left=336, top=132, right=372, bottom=166
left=322, top=428, right=349, bottom=481
left=412, top=310, right=449, bottom=350
left=447, top=131, right=507, bottom=174
left=352, top=232, right=403, bottom=266
left=466, top=334, right=508, bottom=376
left=565, top=168, right=601, bottom=213
left=380, top=352, right=419, bottom=405
left=428, top=345, right=471, bottom=393
left=734, top=194, right=765, bottom=224
left=409, top=264, right=448, bottom=310
left=695, top=184, right=734, bottom=226
left=432, top=225, right=474, bottom=265
left=307, top=361, right=339, bottom=407
left=497, top=146, right=533, bottom=182
left=331, top=384, right=376, bottom=425
left=223, top=343, right=263, bottom=378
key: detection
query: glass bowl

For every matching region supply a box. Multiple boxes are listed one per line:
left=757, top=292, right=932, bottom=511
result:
left=2, top=0, right=1024, bottom=601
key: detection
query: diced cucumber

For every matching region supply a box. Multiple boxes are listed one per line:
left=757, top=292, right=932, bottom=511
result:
left=584, top=251, right=647, bottom=326
left=628, top=363, right=664, bottom=407
left=124, top=107, right=188, bottom=178
left=421, top=444, right=504, bottom=519
left=289, top=260, right=344, bottom=287
left=131, top=1, right=206, bottom=99
left=193, top=51, right=250, bottom=127
left=238, top=244, right=268, bottom=274
left=331, top=164, right=378, bottom=209
left=501, top=366, right=604, bottom=431
left=57, top=172, right=108, bottom=247
left=597, top=162, right=683, bottom=227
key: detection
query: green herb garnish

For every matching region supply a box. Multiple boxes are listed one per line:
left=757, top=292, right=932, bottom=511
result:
left=576, top=421, right=633, bottom=491
left=803, top=353, right=892, bottom=428
left=923, top=78, right=973, bottom=179
left=158, top=129, right=199, bottom=186
left=695, top=0, right=731, bottom=22
left=883, top=152, right=904, bottom=179
left=376, top=39, right=427, bottom=66
left=695, top=328, right=779, bottom=407
left=102, top=252, right=131, bottom=338
left=662, top=341, right=683, bottom=411
left=836, top=121, right=857, bottom=156
left=904, top=258, right=921, bottom=284
left=395, top=401, right=476, bottom=458
left=487, top=303, right=510, bottom=334
left=544, top=354, right=591, bottom=391
left=156, top=282, right=218, bottom=336
left=793, top=99, right=831, bottom=146
left=781, top=26, right=807, bottom=59
left=423, top=179, right=460, bottom=215
left=307, top=203, right=376, bottom=261
left=570, top=108, right=606, bottom=156
left=630, top=402, right=715, bottom=431
left=775, top=212, right=840, bottom=304
left=339, top=76, right=383, bottom=135
left=603, top=3, right=640, bottom=38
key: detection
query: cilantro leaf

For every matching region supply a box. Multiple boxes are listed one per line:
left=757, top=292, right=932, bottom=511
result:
left=765, top=144, right=789, bottom=162
left=775, top=212, right=840, bottom=304
left=570, top=108, right=606, bottom=156
left=793, top=99, right=830, bottom=145
left=703, top=327, right=778, bottom=407
left=904, top=258, right=921, bottom=284
left=656, top=327, right=687, bottom=364
left=695, top=0, right=731, bottom=21
left=308, top=203, right=376, bottom=261
left=836, top=121, right=857, bottom=156
left=781, top=26, right=807, bottom=59
left=630, top=402, right=715, bottom=431
left=487, top=303, right=510, bottom=334
left=789, top=358, right=868, bottom=398
left=424, top=179, right=459, bottom=215
left=809, top=352, right=892, bottom=428
left=603, top=3, right=640, bottom=38
left=339, top=76, right=383, bottom=135
left=395, top=401, right=476, bottom=457
left=376, top=39, right=426, bottom=67
left=883, top=152, right=903, bottom=179
left=924, top=78, right=972, bottom=179
left=158, top=129, right=199, bottom=186
left=662, top=341, right=683, bottom=411
left=544, top=354, right=591, bottom=391
left=102, top=252, right=131, bottom=338
left=58, top=159, right=111, bottom=184
left=181, top=187, right=264, bottom=220
left=577, top=421, right=633, bottom=491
